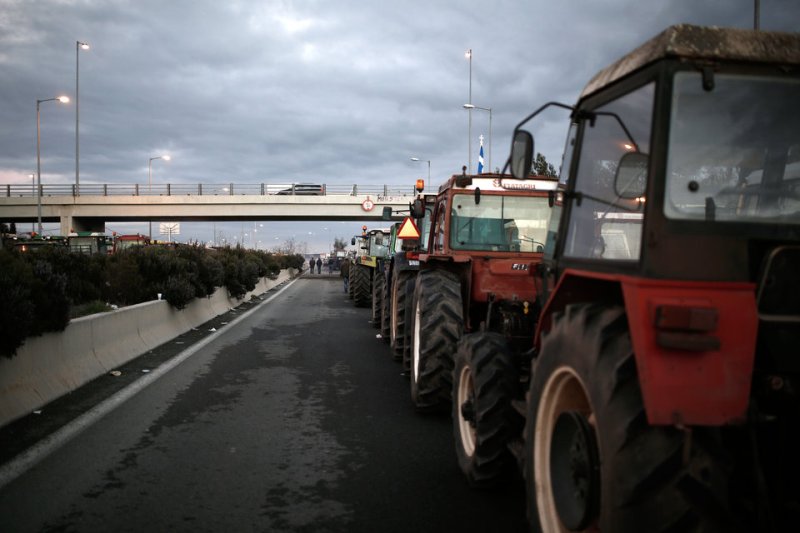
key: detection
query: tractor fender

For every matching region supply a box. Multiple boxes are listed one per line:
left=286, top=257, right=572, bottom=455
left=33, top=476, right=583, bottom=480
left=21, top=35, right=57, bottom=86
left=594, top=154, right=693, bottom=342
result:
left=536, top=269, right=757, bottom=426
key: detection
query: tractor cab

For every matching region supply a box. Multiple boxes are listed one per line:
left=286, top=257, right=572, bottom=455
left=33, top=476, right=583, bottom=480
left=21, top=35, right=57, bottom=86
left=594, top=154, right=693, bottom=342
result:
left=511, top=24, right=800, bottom=296
left=424, top=173, right=556, bottom=258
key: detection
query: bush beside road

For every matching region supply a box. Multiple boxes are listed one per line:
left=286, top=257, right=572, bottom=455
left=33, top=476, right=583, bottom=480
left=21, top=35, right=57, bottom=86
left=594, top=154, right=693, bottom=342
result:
left=0, top=245, right=305, bottom=359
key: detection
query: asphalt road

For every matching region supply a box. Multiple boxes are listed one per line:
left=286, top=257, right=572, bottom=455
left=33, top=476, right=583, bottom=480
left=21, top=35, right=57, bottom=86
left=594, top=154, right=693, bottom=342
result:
left=0, top=273, right=527, bottom=532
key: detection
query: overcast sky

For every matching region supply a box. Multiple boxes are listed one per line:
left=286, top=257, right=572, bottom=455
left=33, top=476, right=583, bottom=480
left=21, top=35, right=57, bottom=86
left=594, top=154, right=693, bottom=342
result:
left=1, top=0, right=798, bottom=252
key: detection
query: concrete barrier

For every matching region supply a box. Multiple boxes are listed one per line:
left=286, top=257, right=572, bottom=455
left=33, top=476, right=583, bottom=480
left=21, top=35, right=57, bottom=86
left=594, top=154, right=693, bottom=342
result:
left=0, top=269, right=298, bottom=428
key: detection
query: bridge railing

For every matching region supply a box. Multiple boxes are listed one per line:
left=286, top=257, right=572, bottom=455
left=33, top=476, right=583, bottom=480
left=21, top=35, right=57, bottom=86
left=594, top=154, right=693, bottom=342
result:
left=2, top=183, right=417, bottom=198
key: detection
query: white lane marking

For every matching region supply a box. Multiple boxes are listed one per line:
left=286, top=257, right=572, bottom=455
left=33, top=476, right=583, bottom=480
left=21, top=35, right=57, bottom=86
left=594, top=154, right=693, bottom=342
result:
left=0, top=277, right=300, bottom=490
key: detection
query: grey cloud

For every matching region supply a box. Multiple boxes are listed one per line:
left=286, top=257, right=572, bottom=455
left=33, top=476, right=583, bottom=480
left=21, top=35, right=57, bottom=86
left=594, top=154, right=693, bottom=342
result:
left=1, top=0, right=798, bottom=248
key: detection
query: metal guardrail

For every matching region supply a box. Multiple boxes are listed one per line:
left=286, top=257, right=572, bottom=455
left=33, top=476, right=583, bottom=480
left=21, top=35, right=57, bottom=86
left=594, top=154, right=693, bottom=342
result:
left=2, top=183, right=417, bottom=198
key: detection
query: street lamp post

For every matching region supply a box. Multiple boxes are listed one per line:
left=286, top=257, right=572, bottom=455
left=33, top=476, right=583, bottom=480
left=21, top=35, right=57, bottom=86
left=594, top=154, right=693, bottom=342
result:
left=29, top=174, right=35, bottom=233
left=410, top=157, right=431, bottom=183
left=465, top=49, right=473, bottom=174
left=36, top=96, right=70, bottom=234
left=148, top=154, right=171, bottom=237
left=463, top=104, right=492, bottom=173
left=75, top=40, right=89, bottom=194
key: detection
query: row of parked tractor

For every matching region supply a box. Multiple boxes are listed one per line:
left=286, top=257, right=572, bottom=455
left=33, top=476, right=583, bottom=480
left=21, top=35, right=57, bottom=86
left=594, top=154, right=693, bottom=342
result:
left=2, top=231, right=155, bottom=254
left=346, top=25, right=799, bottom=532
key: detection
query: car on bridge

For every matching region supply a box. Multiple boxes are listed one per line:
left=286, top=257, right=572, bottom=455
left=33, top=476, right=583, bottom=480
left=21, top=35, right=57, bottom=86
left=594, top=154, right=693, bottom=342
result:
left=276, top=183, right=324, bottom=195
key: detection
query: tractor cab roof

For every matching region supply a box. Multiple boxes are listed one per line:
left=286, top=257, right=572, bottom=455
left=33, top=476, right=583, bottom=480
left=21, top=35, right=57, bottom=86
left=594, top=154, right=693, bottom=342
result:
left=438, top=173, right=558, bottom=194
left=582, top=24, right=800, bottom=100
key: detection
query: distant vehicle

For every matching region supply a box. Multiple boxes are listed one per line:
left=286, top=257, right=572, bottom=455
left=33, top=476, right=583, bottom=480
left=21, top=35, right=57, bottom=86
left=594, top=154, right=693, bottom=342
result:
left=12, top=234, right=68, bottom=253
left=276, top=183, right=325, bottom=195
left=113, top=233, right=150, bottom=253
left=68, top=232, right=112, bottom=255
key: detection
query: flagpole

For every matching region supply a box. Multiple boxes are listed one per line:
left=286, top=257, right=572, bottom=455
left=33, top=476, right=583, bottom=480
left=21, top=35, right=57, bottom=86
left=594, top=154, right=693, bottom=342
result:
left=465, top=49, right=472, bottom=174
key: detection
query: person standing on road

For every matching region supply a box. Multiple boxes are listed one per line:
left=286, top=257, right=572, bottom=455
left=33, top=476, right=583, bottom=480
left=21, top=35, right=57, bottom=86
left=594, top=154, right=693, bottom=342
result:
left=309, top=257, right=316, bottom=274
left=340, top=258, right=350, bottom=293
left=316, top=257, right=322, bottom=274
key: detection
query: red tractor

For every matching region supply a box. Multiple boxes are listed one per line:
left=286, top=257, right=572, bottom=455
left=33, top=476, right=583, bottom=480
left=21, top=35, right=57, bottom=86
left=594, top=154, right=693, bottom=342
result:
left=481, top=24, right=800, bottom=531
left=112, top=233, right=150, bottom=253
left=408, top=172, right=557, bottom=423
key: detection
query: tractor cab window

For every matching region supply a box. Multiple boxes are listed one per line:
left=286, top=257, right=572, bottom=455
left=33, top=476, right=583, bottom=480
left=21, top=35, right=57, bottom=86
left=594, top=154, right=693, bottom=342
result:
left=434, top=200, right=447, bottom=251
left=543, top=123, right=578, bottom=259
left=450, top=193, right=550, bottom=252
left=369, top=232, right=389, bottom=258
left=391, top=227, right=404, bottom=255
left=564, top=82, right=653, bottom=261
left=418, top=205, right=434, bottom=252
left=665, top=73, right=800, bottom=225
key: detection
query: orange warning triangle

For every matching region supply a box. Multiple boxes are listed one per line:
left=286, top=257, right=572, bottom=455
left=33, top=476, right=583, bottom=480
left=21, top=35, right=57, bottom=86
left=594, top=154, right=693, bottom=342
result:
left=397, top=217, right=421, bottom=239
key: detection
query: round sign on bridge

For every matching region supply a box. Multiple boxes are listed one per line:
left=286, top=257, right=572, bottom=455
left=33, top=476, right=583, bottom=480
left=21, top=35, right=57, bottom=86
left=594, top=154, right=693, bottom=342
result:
left=361, top=198, right=375, bottom=211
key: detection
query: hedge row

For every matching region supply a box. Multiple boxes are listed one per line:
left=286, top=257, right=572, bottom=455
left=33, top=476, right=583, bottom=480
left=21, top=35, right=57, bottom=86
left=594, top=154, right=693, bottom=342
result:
left=0, top=245, right=305, bottom=359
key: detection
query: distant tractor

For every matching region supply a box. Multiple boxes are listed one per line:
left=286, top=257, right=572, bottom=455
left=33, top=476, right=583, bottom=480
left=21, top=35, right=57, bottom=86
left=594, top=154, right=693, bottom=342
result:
left=350, top=226, right=391, bottom=313
left=10, top=234, right=68, bottom=253
left=112, top=233, right=150, bottom=253
left=67, top=231, right=112, bottom=255
left=470, top=24, right=800, bottom=532
left=380, top=181, right=436, bottom=367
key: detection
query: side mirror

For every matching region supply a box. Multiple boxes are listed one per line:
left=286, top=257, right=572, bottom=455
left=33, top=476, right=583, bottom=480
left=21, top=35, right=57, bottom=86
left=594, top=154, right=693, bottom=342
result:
left=510, top=130, right=534, bottom=179
left=614, top=152, right=648, bottom=199
left=410, top=198, right=425, bottom=219
left=351, top=237, right=356, bottom=246
left=382, top=206, right=393, bottom=220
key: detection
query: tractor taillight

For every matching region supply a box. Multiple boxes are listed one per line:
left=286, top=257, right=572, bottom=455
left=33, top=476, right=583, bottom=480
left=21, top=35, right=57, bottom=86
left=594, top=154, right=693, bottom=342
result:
left=654, top=305, right=720, bottom=351
left=655, top=305, right=717, bottom=331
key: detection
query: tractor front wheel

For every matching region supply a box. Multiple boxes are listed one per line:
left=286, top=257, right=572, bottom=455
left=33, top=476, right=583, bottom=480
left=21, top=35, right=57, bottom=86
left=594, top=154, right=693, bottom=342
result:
left=453, top=332, right=523, bottom=487
left=409, top=270, right=463, bottom=412
left=390, top=271, right=415, bottom=361
left=352, top=264, right=371, bottom=308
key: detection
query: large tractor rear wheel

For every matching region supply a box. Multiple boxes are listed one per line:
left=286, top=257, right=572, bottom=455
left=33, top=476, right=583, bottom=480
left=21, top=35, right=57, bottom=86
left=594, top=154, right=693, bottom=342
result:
left=410, top=270, right=463, bottom=412
left=352, top=264, right=371, bottom=308
left=401, top=276, right=416, bottom=374
left=348, top=264, right=355, bottom=300
left=371, top=270, right=385, bottom=328
left=454, top=332, right=523, bottom=487
left=525, top=303, right=731, bottom=533
left=380, top=272, right=391, bottom=342
left=390, top=271, right=415, bottom=361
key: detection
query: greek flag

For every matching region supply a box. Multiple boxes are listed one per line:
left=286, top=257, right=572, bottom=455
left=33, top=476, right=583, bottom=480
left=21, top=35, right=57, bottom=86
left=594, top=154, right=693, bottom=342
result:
left=477, top=142, right=484, bottom=174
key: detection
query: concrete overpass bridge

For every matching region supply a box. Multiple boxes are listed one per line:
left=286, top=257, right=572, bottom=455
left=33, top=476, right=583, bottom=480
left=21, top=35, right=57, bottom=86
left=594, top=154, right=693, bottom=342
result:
left=0, top=182, right=415, bottom=234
